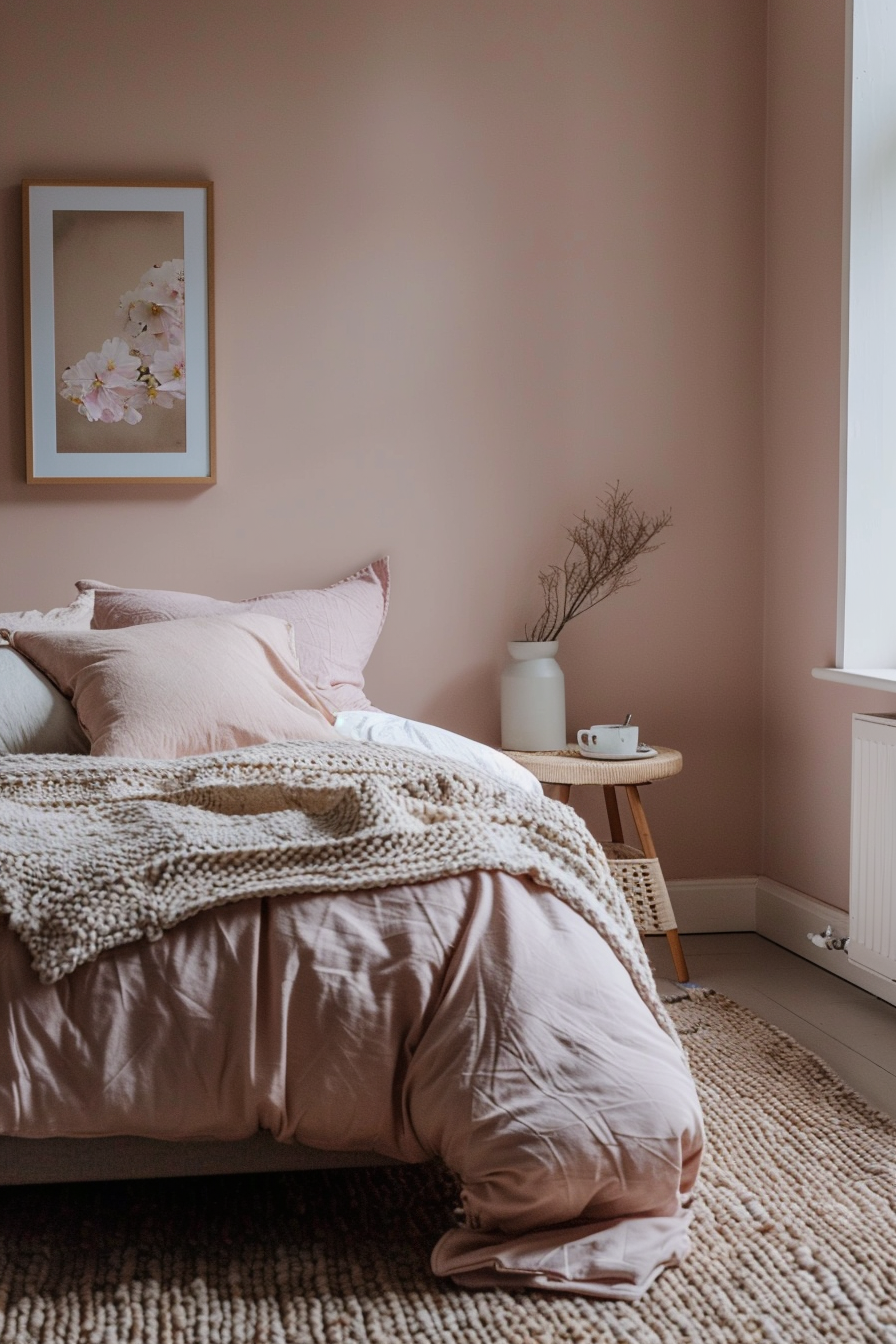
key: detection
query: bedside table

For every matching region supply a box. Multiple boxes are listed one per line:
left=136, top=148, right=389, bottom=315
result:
left=503, top=745, right=689, bottom=982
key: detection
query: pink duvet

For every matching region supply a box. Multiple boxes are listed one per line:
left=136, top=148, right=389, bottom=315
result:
left=0, top=871, right=702, bottom=1299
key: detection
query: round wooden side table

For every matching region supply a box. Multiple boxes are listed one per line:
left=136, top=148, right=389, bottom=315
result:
left=503, top=745, right=689, bottom=983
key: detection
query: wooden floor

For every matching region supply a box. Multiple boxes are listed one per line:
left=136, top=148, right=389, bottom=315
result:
left=646, top=932, right=896, bottom=1121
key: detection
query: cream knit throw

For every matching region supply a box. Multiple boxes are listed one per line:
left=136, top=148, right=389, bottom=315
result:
left=0, top=740, right=674, bottom=1038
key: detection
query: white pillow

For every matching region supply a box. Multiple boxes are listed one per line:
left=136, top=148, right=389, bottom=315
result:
left=0, top=593, right=93, bottom=755
left=0, top=591, right=94, bottom=632
left=334, top=710, right=543, bottom=797
left=0, top=649, right=89, bottom=754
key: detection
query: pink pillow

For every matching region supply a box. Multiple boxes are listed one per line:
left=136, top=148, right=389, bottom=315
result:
left=76, top=559, right=390, bottom=714
left=5, top=614, right=339, bottom=759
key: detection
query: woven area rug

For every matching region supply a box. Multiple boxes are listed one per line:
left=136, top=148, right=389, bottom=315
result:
left=3, top=989, right=896, bottom=1343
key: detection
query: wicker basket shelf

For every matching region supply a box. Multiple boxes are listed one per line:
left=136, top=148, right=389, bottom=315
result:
left=603, top=843, right=677, bottom=936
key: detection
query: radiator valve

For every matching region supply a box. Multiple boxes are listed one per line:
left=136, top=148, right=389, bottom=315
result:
left=807, top=925, right=849, bottom=953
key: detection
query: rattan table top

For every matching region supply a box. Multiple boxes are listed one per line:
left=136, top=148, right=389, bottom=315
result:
left=502, top=744, right=682, bottom=786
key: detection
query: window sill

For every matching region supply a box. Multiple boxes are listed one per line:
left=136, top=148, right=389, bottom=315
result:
left=812, top=667, right=896, bottom=692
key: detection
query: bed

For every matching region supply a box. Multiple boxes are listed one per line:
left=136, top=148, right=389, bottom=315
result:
left=0, top=564, right=703, bottom=1300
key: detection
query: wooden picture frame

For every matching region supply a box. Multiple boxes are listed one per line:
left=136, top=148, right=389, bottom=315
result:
left=22, top=180, right=215, bottom=485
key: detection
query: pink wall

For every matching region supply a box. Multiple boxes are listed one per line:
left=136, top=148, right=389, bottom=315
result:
left=763, top=0, right=869, bottom=911
left=0, top=0, right=768, bottom=879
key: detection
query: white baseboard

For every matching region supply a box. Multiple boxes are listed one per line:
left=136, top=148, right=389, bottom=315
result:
left=664, top=877, right=757, bottom=933
left=667, top=874, right=896, bottom=1009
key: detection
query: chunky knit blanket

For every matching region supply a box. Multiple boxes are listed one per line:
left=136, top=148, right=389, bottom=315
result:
left=0, top=741, right=674, bottom=1038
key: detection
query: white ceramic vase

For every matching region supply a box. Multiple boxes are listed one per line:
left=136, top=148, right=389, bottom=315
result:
left=500, top=640, right=567, bottom=750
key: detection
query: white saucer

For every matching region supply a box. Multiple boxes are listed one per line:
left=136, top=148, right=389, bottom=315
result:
left=577, top=745, right=658, bottom=761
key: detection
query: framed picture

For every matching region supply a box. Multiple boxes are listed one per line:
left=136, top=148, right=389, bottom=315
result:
left=22, top=180, right=215, bottom=485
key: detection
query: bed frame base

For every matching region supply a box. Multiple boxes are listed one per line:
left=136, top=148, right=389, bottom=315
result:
left=0, top=1133, right=400, bottom=1186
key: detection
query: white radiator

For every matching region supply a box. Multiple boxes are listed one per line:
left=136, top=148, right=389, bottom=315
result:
left=849, top=712, right=896, bottom=981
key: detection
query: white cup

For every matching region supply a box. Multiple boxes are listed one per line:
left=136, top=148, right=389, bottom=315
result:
left=577, top=724, right=639, bottom=756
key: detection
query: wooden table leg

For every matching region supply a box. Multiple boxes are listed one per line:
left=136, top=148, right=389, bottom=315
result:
left=665, top=928, right=691, bottom=985
left=624, top=784, right=656, bottom=857
left=603, top=785, right=625, bottom=843
left=624, top=784, right=690, bottom=983
left=543, top=782, right=571, bottom=804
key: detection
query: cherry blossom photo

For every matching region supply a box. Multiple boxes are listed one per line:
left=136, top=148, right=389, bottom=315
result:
left=23, top=182, right=213, bottom=483
left=53, top=213, right=186, bottom=453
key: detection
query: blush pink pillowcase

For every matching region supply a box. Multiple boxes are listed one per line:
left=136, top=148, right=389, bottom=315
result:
left=5, top=614, right=339, bottom=759
left=76, top=559, right=390, bottom=715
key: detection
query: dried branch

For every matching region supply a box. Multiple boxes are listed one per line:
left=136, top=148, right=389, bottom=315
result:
left=524, top=483, right=671, bottom=641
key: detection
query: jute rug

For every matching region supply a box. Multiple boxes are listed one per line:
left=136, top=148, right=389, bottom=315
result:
left=2, top=989, right=896, bottom=1343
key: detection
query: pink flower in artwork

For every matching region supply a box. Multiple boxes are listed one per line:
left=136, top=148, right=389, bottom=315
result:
left=145, top=386, right=177, bottom=409
left=119, top=259, right=185, bottom=352
left=60, top=338, right=142, bottom=423
left=61, top=260, right=187, bottom=427
left=150, top=346, right=186, bottom=399
left=142, top=259, right=185, bottom=308
left=124, top=384, right=176, bottom=417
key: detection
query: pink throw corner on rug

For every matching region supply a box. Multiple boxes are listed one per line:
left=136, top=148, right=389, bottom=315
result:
left=431, top=1213, right=693, bottom=1300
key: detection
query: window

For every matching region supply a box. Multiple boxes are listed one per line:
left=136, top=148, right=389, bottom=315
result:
left=813, top=0, right=896, bottom=693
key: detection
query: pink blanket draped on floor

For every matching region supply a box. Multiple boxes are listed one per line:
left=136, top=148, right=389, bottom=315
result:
left=0, top=870, right=703, bottom=1300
